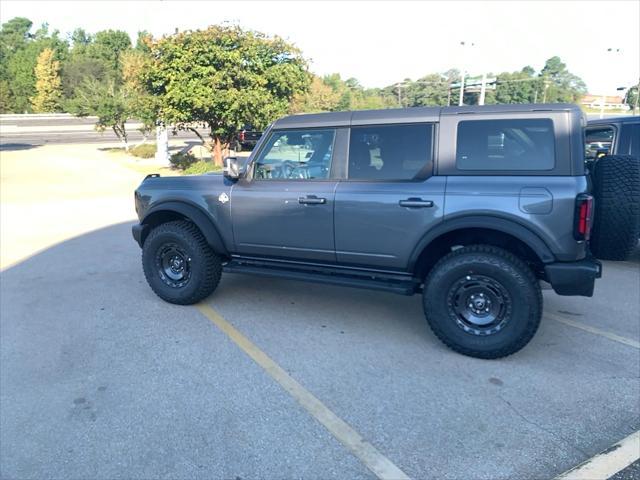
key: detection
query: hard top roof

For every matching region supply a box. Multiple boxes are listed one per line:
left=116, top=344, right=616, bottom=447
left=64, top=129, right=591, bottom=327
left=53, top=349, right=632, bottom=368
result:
left=588, top=115, right=640, bottom=125
left=272, top=103, right=581, bottom=129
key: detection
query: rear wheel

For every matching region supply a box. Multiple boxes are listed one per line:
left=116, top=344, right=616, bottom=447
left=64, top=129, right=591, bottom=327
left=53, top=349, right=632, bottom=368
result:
left=590, top=154, right=640, bottom=261
left=423, top=245, right=542, bottom=359
left=142, top=220, right=222, bottom=305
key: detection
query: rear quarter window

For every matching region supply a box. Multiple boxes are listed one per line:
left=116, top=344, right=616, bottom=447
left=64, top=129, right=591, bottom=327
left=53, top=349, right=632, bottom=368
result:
left=456, top=118, right=555, bottom=171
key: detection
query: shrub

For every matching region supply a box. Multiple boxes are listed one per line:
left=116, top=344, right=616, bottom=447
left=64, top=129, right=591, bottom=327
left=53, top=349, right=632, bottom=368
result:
left=169, top=152, right=198, bottom=170
left=130, top=143, right=156, bottom=158
left=184, top=160, right=223, bottom=175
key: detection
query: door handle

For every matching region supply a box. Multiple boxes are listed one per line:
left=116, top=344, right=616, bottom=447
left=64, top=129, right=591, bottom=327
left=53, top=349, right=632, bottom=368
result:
left=399, top=198, right=434, bottom=208
left=298, top=196, right=326, bottom=205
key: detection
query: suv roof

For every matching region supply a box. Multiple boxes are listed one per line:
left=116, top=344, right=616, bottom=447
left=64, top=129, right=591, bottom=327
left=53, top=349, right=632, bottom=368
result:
left=588, top=115, right=640, bottom=125
left=273, top=103, right=582, bottom=129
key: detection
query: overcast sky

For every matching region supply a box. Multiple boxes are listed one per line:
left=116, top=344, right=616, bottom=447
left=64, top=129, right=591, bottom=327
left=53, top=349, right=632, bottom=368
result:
left=3, top=0, right=639, bottom=94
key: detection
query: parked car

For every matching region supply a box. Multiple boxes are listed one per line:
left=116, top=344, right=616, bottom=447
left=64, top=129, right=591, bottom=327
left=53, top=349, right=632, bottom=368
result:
left=233, top=124, right=262, bottom=152
left=585, top=116, right=640, bottom=260
left=132, top=104, right=639, bottom=359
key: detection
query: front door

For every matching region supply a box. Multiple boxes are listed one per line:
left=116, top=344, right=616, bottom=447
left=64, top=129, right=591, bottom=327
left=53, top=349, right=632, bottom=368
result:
left=231, top=128, right=338, bottom=263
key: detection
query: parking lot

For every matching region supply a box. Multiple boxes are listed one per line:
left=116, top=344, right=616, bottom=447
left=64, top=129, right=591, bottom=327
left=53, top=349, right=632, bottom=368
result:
left=1, top=144, right=639, bottom=479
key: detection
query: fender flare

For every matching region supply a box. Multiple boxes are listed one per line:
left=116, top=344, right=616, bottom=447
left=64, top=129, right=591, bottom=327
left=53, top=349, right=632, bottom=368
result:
left=407, top=215, right=556, bottom=270
left=140, top=201, right=229, bottom=255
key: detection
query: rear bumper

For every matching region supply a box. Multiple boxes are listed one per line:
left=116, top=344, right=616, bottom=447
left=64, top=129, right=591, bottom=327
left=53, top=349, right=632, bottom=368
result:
left=544, top=258, right=602, bottom=297
left=132, top=223, right=148, bottom=248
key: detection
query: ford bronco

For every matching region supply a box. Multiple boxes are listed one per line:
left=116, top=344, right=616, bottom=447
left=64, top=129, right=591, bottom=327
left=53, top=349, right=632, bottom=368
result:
left=132, top=104, right=638, bottom=359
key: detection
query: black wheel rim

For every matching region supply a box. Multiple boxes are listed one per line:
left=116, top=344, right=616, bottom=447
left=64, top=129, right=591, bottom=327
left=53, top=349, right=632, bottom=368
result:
left=155, top=243, right=191, bottom=288
left=447, top=274, right=512, bottom=336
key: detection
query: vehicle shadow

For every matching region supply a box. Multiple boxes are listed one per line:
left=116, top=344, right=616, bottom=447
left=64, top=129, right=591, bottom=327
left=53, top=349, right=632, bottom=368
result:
left=0, top=143, right=41, bottom=151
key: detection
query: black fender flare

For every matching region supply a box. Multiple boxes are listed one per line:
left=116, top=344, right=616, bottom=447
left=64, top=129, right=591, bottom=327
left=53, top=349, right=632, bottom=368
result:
left=140, top=201, right=229, bottom=255
left=407, top=215, right=556, bottom=270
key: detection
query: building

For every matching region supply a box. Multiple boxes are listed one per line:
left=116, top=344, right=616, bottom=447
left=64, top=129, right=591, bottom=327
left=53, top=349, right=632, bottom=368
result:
left=581, top=94, right=629, bottom=110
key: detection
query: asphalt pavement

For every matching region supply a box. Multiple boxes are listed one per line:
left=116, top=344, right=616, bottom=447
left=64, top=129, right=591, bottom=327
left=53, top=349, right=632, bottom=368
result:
left=0, top=114, right=204, bottom=148
left=1, top=142, right=639, bottom=479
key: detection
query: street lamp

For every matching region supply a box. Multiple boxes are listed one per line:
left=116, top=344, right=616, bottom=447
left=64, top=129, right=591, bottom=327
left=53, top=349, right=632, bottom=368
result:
left=458, top=41, right=475, bottom=106
left=600, top=48, right=622, bottom=119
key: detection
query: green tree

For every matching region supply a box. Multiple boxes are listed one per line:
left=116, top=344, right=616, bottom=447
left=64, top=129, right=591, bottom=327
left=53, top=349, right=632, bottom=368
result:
left=87, top=29, right=131, bottom=80
left=121, top=49, right=157, bottom=141
left=145, top=25, right=309, bottom=166
left=61, top=56, right=107, bottom=100
left=538, top=56, right=586, bottom=103
left=625, top=84, right=639, bottom=114
left=0, top=19, right=68, bottom=112
left=290, top=75, right=340, bottom=113
left=493, top=67, right=538, bottom=104
left=31, top=47, right=62, bottom=112
left=68, top=78, right=133, bottom=150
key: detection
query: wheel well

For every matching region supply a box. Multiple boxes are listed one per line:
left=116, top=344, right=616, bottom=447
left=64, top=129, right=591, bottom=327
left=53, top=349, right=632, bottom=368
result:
left=140, top=210, right=186, bottom=245
left=413, top=228, right=545, bottom=280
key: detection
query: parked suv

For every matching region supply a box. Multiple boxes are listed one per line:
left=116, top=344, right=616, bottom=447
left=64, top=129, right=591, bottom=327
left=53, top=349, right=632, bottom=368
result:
left=584, top=116, right=640, bottom=260
left=133, top=104, right=612, bottom=359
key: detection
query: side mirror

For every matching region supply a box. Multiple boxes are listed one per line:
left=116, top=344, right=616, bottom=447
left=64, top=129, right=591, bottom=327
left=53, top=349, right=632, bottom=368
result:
left=223, top=156, right=242, bottom=180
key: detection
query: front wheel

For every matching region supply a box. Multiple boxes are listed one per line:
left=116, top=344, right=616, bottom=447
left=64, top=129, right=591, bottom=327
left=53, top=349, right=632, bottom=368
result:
left=423, top=245, right=542, bottom=359
left=142, top=220, right=222, bottom=305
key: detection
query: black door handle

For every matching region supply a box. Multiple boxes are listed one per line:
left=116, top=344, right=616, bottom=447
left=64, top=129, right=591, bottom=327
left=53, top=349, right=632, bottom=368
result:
left=399, top=198, right=434, bottom=208
left=298, top=196, right=326, bottom=205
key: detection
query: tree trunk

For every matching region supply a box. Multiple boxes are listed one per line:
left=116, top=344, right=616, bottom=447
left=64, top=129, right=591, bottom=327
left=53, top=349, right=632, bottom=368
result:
left=212, top=136, right=223, bottom=167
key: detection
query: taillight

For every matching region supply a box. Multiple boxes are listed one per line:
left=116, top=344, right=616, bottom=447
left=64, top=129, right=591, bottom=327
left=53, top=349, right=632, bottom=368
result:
left=574, top=194, right=594, bottom=241
left=239, top=131, right=245, bottom=142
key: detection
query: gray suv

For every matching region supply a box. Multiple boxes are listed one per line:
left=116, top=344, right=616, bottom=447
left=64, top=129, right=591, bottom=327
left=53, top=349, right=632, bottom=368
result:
left=132, top=104, right=610, bottom=359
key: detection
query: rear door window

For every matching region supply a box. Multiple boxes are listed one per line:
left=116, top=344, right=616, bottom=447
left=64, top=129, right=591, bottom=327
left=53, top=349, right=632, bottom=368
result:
left=456, top=119, right=555, bottom=171
left=348, top=124, right=433, bottom=180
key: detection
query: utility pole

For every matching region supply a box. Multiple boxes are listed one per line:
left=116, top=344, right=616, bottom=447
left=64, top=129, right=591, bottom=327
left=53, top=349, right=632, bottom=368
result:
left=479, top=72, right=488, bottom=106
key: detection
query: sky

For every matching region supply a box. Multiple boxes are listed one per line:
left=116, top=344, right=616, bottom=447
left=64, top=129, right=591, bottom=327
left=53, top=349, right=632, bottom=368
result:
left=2, top=0, right=639, bottom=95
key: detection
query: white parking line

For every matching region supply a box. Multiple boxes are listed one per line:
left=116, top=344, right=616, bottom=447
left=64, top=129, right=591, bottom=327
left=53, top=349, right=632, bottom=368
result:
left=556, top=430, right=640, bottom=480
left=196, top=303, right=411, bottom=480
left=545, top=312, right=640, bottom=349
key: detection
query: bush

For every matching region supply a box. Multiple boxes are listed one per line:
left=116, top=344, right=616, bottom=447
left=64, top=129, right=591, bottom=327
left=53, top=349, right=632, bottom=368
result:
left=184, top=160, right=223, bottom=175
left=169, top=152, right=198, bottom=170
left=130, top=143, right=156, bottom=158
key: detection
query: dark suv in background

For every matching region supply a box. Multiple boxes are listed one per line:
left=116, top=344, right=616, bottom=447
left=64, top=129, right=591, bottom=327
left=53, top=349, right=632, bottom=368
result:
left=132, top=104, right=639, bottom=359
left=585, top=116, right=640, bottom=260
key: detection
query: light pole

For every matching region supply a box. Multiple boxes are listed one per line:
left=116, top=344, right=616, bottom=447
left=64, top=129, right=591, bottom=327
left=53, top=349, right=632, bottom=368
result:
left=458, top=41, right=475, bottom=106
left=600, top=47, right=622, bottom=119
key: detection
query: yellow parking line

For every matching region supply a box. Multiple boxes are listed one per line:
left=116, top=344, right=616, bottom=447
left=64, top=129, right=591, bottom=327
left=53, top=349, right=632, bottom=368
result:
left=545, top=312, right=640, bottom=349
left=556, top=430, right=640, bottom=480
left=196, top=303, right=411, bottom=480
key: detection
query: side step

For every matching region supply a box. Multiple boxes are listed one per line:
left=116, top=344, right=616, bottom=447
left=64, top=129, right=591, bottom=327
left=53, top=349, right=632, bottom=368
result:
left=223, top=259, right=419, bottom=295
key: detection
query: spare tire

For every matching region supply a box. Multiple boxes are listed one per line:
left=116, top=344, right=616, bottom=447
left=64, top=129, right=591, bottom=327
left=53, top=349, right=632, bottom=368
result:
left=590, top=155, right=640, bottom=261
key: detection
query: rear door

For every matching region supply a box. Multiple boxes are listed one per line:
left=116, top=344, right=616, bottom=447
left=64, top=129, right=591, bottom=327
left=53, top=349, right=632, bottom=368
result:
left=334, top=122, right=446, bottom=269
left=231, top=127, right=342, bottom=263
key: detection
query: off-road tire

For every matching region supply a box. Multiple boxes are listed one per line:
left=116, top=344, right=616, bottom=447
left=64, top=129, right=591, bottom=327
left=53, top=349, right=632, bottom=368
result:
left=142, top=220, right=222, bottom=305
left=423, top=245, right=542, bottom=359
left=590, top=154, right=640, bottom=261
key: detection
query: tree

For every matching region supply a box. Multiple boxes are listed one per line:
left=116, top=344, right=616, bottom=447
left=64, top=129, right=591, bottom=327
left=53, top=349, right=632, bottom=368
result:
left=538, top=56, right=586, bottom=103
left=290, top=75, right=340, bottom=113
left=68, top=78, right=133, bottom=150
left=87, top=29, right=131, bottom=80
left=625, top=84, right=639, bottom=114
left=0, top=19, right=68, bottom=112
left=61, top=56, right=106, bottom=100
left=492, top=67, right=538, bottom=104
left=31, top=48, right=62, bottom=112
left=121, top=49, right=157, bottom=142
left=145, top=25, right=309, bottom=166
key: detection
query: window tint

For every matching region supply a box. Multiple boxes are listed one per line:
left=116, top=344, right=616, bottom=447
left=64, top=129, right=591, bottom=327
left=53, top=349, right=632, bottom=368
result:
left=348, top=124, right=433, bottom=180
left=619, top=124, right=640, bottom=158
left=456, top=119, right=555, bottom=171
left=585, top=126, right=614, bottom=159
left=254, top=129, right=335, bottom=180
